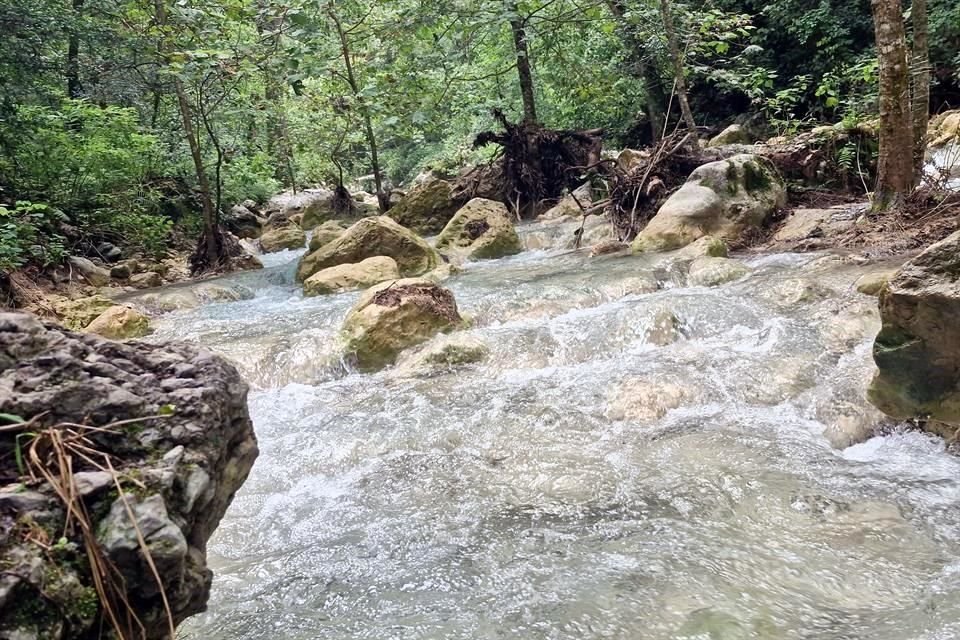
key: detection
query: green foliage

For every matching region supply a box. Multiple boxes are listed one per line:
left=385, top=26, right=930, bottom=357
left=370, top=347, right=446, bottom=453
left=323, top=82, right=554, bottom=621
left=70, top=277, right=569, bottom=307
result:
left=222, top=153, right=280, bottom=205
left=0, top=203, right=68, bottom=272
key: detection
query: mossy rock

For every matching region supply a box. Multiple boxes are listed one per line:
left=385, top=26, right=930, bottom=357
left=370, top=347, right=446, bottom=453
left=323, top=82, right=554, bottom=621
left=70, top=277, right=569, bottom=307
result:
left=308, top=220, right=347, bottom=252
left=53, top=295, right=114, bottom=330
left=297, top=216, right=439, bottom=282
left=260, top=226, right=306, bottom=253
left=435, top=198, right=522, bottom=260
left=303, top=256, right=400, bottom=297
left=341, top=278, right=464, bottom=371
left=387, top=178, right=461, bottom=235
left=84, top=306, right=151, bottom=340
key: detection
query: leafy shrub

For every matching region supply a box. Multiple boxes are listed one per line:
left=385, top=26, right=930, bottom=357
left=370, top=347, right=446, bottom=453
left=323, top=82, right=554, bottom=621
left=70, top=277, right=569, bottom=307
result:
left=0, top=202, right=68, bottom=272
left=222, top=152, right=281, bottom=205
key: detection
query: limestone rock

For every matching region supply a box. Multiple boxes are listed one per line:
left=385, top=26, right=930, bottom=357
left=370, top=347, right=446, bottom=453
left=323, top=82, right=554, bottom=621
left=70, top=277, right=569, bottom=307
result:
left=259, top=225, right=306, bottom=253
left=605, top=376, right=693, bottom=422
left=708, top=123, right=753, bottom=147
left=297, top=216, right=439, bottom=282
left=110, top=263, right=131, bottom=280
left=396, top=334, right=490, bottom=376
left=68, top=256, right=111, bottom=287
left=303, top=256, right=400, bottom=297
left=772, top=208, right=855, bottom=244
left=435, top=198, right=522, bottom=260
left=674, top=235, right=728, bottom=260
left=687, top=257, right=750, bottom=287
left=869, top=230, right=960, bottom=430
left=644, top=307, right=684, bottom=346
left=53, top=295, right=114, bottom=330
left=308, top=220, right=347, bottom=252
left=341, top=278, right=463, bottom=371
left=929, top=110, right=959, bottom=148
left=387, top=178, right=461, bottom=235
left=264, top=189, right=334, bottom=231
left=129, top=271, right=163, bottom=289
left=856, top=269, right=898, bottom=296
left=589, top=239, right=628, bottom=257
left=224, top=204, right=265, bottom=239
left=0, top=313, right=257, bottom=639
left=632, top=154, right=786, bottom=253
left=85, top=305, right=151, bottom=340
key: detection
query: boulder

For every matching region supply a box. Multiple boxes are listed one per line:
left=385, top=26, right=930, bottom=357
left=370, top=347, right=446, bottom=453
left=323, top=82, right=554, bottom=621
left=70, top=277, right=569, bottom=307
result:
left=68, top=256, right=111, bottom=287
left=84, top=305, right=151, bottom=340
left=856, top=269, right=898, bottom=296
left=297, top=216, right=439, bottom=282
left=95, top=242, right=123, bottom=263
left=341, top=278, right=463, bottom=371
left=707, top=123, right=753, bottom=147
left=0, top=313, right=257, bottom=639
left=308, top=220, right=347, bottom=252
left=674, top=235, right=728, bottom=260
left=644, top=307, right=684, bottom=346
left=869, top=230, right=960, bottom=431
left=110, top=263, right=131, bottom=280
left=589, top=239, right=628, bottom=257
left=53, top=294, right=114, bottom=330
left=929, top=110, right=959, bottom=148
left=129, top=271, right=163, bottom=289
left=605, top=375, right=693, bottom=422
left=303, top=256, right=400, bottom=297
left=632, top=154, right=786, bottom=253
left=387, top=178, right=461, bottom=235
left=539, top=183, right=593, bottom=221
left=771, top=208, right=856, bottom=245
left=395, top=334, right=490, bottom=376
left=259, top=226, right=306, bottom=253
left=224, top=204, right=265, bottom=239
left=435, top=198, right=522, bottom=260
left=687, top=257, right=750, bottom=287
left=298, top=192, right=337, bottom=230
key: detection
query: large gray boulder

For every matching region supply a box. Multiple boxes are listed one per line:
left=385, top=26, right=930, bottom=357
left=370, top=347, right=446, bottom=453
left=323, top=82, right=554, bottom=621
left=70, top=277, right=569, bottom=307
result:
left=0, top=313, right=258, bottom=639
left=68, top=256, right=111, bottom=287
left=632, top=154, right=786, bottom=253
left=387, top=177, right=462, bottom=235
left=869, top=230, right=960, bottom=437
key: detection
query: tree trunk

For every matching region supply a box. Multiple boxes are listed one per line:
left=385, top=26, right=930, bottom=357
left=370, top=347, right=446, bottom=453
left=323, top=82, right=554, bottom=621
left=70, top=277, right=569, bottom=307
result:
left=328, top=6, right=388, bottom=211
left=256, top=3, right=297, bottom=190
left=871, top=0, right=914, bottom=210
left=66, top=0, right=85, bottom=99
left=910, top=0, right=930, bottom=186
left=508, top=2, right=538, bottom=124
left=604, top=0, right=666, bottom=141
left=658, top=0, right=697, bottom=136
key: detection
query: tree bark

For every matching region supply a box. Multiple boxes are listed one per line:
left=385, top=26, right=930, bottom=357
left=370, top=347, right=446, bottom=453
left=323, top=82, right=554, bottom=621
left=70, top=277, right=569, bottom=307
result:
left=658, top=0, right=697, bottom=136
left=910, top=0, right=930, bottom=186
left=66, top=0, right=85, bottom=99
left=508, top=2, right=538, bottom=124
left=328, top=5, right=388, bottom=211
left=154, top=0, right=219, bottom=266
left=871, top=0, right=914, bottom=210
left=604, top=0, right=666, bottom=141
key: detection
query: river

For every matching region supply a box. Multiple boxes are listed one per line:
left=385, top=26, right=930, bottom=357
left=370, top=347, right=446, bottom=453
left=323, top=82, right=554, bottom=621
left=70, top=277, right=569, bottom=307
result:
left=139, top=222, right=960, bottom=640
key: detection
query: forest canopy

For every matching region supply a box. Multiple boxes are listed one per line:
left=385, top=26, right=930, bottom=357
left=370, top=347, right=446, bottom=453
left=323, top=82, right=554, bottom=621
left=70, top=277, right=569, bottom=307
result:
left=0, top=0, right=957, bottom=272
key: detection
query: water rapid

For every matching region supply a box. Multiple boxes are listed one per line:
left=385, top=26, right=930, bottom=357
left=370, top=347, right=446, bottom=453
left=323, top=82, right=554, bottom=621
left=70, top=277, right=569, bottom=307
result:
left=140, top=227, right=960, bottom=640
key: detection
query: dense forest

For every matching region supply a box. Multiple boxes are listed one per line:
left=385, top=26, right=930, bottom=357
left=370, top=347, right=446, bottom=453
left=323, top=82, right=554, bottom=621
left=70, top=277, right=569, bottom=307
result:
left=1, top=0, right=958, bottom=277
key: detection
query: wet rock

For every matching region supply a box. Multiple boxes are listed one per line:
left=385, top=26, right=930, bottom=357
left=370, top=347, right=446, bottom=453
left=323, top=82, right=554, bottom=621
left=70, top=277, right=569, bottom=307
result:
left=687, top=257, right=749, bottom=287
left=135, top=289, right=201, bottom=313
left=644, top=307, right=684, bottom=346
left=298, top=192, right=338, bottom=230
left=110, top=263, right=131, bottom=280
left=855, top=269, right=898, bottom=296
left=632, top=154, right=786, bottom=253
left=0, top=312, right=257, bottom=639
left=297, top=216, right=439, bottom=282
left=869, top=230, right=960, bottom=430
left=307, top=220, right=347, bottom=252
left=341, top=278, right=463, bottom=371
left=387, top=177, right=461, bottom=235
left=821, top=402, right=887, bottom=449
left=771, top=208, right=855, bottom=245
left=589, top=239, right=628, bottom=257
left=435, top=198, right=522, bottom=261
left=68, top=256, right=111, bottom=287
left=708, top=123, right=753, bottom=147
left=95, top=242, right=123, bottom=263
left=53, top=294, right=114, bottom=330
left=821, top=300, right=880, bottom=352
left=396, top=334, right=490, bottom=375
left=129, top=271, right=163, bottom=289
left=538, top=183, right=593, bottom=221
left=674, top=235, right=728, bottom=260
left=929, top=110, right=959, bottom=148
left=760, top=277, right=833, bottom=308
left=303, top=256, right=400, bottom=297
left=224, top=204, right=264, bottom=239
left=259, top=225, right=306, bottom=253
left=84, top=305, right=151, bottom=340
left=605, top=376, right=693, bottom=422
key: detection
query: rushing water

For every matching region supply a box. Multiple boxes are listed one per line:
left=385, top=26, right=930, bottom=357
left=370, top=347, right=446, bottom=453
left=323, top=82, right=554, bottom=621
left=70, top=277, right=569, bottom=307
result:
left=139, top=224, right=960, bottom=640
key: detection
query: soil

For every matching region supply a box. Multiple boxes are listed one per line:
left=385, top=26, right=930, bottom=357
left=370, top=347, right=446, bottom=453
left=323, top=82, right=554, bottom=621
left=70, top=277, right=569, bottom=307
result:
left=372, top=284, right=462, bottom=323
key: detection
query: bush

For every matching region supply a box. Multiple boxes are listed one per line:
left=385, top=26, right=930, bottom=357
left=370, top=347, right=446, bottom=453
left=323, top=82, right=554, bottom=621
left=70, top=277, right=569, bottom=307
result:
left=221, top=152, right=281, bottom=205
left=0, top=202, right=68, bottom=272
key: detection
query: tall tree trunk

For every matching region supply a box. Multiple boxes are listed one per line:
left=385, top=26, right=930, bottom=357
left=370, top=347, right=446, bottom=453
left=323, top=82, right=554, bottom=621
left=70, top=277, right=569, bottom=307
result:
left=508, top=2, right=538, bottom=124
left=328, top=6, right=388, bottom=211
left=871, top=0, right=914, bottom=210
left=66, top=0, right=85, bottom=98
left=155, top=0, right=219, bottom=267
left=256, top=2, right=296, bottom=190
left=910, top=0, right=930, bottom=186
left=658, top=0, right=697, bottom=136
left=605, top=0, right=666, bottom=141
